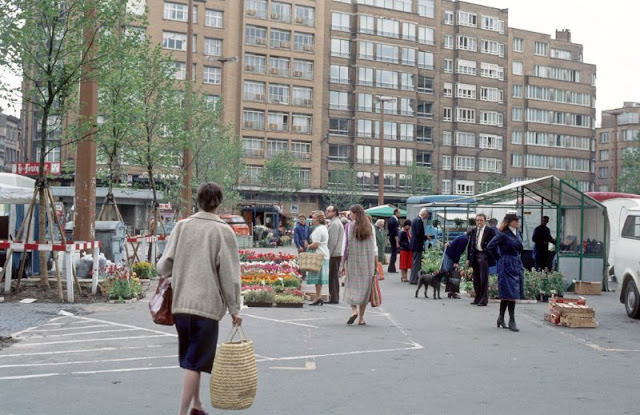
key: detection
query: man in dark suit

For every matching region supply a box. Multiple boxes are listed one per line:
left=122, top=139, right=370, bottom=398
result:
left=387, top=208, right=400, bottom=273
left=532, top=215, right=556, bottom=271
left=409, top=208, right=429, bottom=284
left=467, top=213, right=496, bottom=306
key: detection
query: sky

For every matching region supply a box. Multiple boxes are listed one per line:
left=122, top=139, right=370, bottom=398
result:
left=1, top=0, right=638, bottom=124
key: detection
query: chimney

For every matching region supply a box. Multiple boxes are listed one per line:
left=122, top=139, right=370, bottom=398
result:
left=555, top=29, right=571, bottom=42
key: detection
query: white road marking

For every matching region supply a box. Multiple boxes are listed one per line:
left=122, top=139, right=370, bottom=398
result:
left=0, top=373, right=61, bottom=380
left=0, top=345, right=163, bottom=359
left=243, top=313, right=319, bottom=328
left=63, top=315, right=177, bottom=337
left=19, top=328, right=140, bottom=339
left=12, top=334, right=172, bottom=347
left=27, top=324, right=112, bottom=332
left=0, top=366, right=180, bottom=381
left=270, top=360, right=316, bottom=371
left=256, top=343, right=423, bottom=363
left=0, top=355, right=176, bottom=369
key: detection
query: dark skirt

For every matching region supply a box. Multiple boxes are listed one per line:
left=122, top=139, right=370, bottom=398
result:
left=175, top=314, right=219, bottom=373
left=497, top=255, right=523, bottom=300
left=399, top=250, right=412, bottom=270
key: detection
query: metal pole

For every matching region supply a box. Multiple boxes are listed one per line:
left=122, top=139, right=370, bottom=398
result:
left=378, top=103, right=385, bottom=205
left=73, top=0, right=98, bottom=242
left=181, top=0, right=195, bottom=217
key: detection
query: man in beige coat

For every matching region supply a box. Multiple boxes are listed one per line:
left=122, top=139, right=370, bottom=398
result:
left=326, top=205, right=345, bottom=304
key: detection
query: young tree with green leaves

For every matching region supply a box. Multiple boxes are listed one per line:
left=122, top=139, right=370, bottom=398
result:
left=323, top=166, right=362, bottom=210
left=618, top=137, right=640, bottom=194
left=261, top=151, right=301, bottom=206
left=0, top=0, right=127, bottom=287
left=405, top=162, right=434, bottom=195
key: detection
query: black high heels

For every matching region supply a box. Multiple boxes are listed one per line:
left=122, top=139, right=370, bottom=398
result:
left=310, top=299, right=324, bottom=306
left=497, top=318, right=508, bottom=329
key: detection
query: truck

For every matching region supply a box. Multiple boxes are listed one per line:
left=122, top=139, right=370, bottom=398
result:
left=614, top=207, right=640, bottom=318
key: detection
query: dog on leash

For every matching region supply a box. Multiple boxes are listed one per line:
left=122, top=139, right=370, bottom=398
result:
left=415, top=270, right=442, bottom=299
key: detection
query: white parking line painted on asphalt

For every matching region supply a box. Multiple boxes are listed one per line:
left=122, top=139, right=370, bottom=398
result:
left=270, top=360, right=316, bottom=371
left=0, top=373, right=61, bottom=381
left=244, top=313, right=319, bottom=328
left=12, top=334, right=172, bottom=347
left=256, top=343, right=423, bottom=363
left=19, top=328, right=141, bottom=339
left=27, top=324, right=112, bottom=332
left=0, top=345, right=163, bottom=359
left=0, top=354, right=176, bottom=369
left=64, top=315, right=177, bottom=337
left=0, top=366, right=181, bottom=381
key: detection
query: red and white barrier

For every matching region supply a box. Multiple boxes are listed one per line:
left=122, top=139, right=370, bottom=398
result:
left=1, top=240, right=102, bottom=302
left=126, top=234, right=167, bottom=265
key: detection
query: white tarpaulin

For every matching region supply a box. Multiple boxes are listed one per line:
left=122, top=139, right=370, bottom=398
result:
left=0, top=183, right=35, bottom=204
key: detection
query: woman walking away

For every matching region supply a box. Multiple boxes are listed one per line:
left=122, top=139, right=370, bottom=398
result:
left=307, top=210, right=330, bottom=306
left=157, top=183, right=242, bottom=415
left=398, top=220, right=412, bottom=282
left=487, top=212, right=523, bottom=332
left=342, top=204, right=377, bottom=325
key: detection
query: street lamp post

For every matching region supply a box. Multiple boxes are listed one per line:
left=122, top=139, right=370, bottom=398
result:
left=376, top=96, right=395, bottom=206
left=207, top=55, right=238, bottom=111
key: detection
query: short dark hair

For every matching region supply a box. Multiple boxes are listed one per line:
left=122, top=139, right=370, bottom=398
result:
left=197, top=182, right=223, bottom=213
left=403, top=219, right=412, bottom=227
left=326, top=205, right=337, bottom=214
left=542, top=216, right=550, bottom=221
left=394, top=208, right=401, bottom=215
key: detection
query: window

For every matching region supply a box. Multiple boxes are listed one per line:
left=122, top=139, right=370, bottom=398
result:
left=417, top=125, right=432, bottom=143
left=457, top=35, right=477, bottom=51
left=360, top=15, right=374, bottom=34
left=418, top=0, right=435, bottom=17
left=622, top=130, right=639, bottom=141
left=480, top=111, right=503, bottom=126
left=243, top=110, right=264, bottom=129
left=205, top=9, right=223, bottom=27
left=293, top=59, right=313, bottom=79
left=243, top=137, right=264, bottom=157
left=205, top=95, right=219, bottom=109
left=162, top=31, right=186, bottom=51
left=513, top=37, right=523, bottom=53
left=332, top=12, right=350, bottom=32
left=443, top=107, right=452, bottom=122
left=356, top=145, right=372, bottom=164
left=271, top=2, right=291, bottom=23
left=294, top=32, right=314, bottom=52
left=455, top=131, right=475, bottom=147
left=245, top=25, right=267, bottom=46
left=357, top=119, right=378, bottom=138
left=480, top=39, right=504, bottom=57
left=418, top=27, right=434, bottom=45
left=266, top=139, right=288, bottom=157
left=269, top=84, right=289, bottom=104
left=329, top=118, right=350, bottom=135
left=295, top=5, right=315, bottom=26
left=416, top=151, right=432, bottom=167
left=246, top=0, right=267, bottom=19
left=358, top=67, right=374, bottom=86
left=479, top=134, right=503, bottom=150
left=357, top=94, right=373, bottom=112
left=376, top=69, right=398, bottom=89
left=526, top=85, right=591, bottom=106
left=245, top=165, right=262, bottom=185
left=621, top=215, right=640, bottom=239
left=267, top=112, right=289, bottom=132
left=330, top=91, right=349, bottom=111
left=441, top=155, right=451, bottom=170
left=456, top=59, right=476, bottom=75
left=534, top=65, right=580, bottom=82
left=400, top=73, right=414, bottom=91
left=551, top=48, right=573, bottom=60
left=271, top=29, right=291, bottom=48
left=443, top=35, right=453, bottom=49
left=402, top=22, right=416, bottom=41
left=401, top=47, right=415, bottom=65
left=298, top=168, right=311, bottom=187
left=243, top=81, right=265, bottom=101
left=417, top=51, right=433, bottom=70
left=417, top=76, right=433, bottom=93
left=382, top=121, right=397, bottom=140
left=359, top=41, right=374, bottom=60
left=443, top=82, right=452, bottom=97
left=292, top=87, right=313, bottom=107
left=482, top=15, right=504, bottom=33
left=373, top=147, right=397, bottom=166
left=330, top=65, right=349, bottom=84
left=399, top=98, right=413, bottom=116
left=399, top=123, right=414, bottom=141
left=164, top=2, right=188, bottom=21
left=204, top=38, right=222, bottom=56
left=377, top=18, right=400, bottom=38
left=173, top=62, right=186, bottom=80
left=203, top=66, right=220, bottom=84
left=444, top=10, right=454, bottom=25
left=456, top=107, right=475, bottom=123
left=398, top=148, right=413, bottom=166
left=512, top=107, right=523, bottom=122
left=511, top=153, right=522, bottom=167
left=455, top=180, right=474, bottom=195
left=291, top=141, right=311, bottom=160
left=377, top=43, right=399, bottom=64
left=512, top=61, right=523, bottom=75
left=457, top=11, right=477, bottom=27
left=511, top=130, right=523, bottom=144
left=443, top=59, right=453, bottom=73
left=456, top=83, right=476, bottom=99
left=441, top=179, right=451, bottom=194
left=599, top=132, right=609, bottom=144
left=480, top=87, right=503, bottom=103
left=478, top=158, right=502, bottom=173
left=329, top=144, right=350, bottom=162
left=599, top=150, right=609, bottom=161
left=245, top=53, right=266, bottom=74
left=269, top=56, right=289, bottom=76
left=534, top=41, right=548, bottom=56
left=331, top=38, right=350, bottom=58
left=356, top=171, right=372, bottom=188
left=480, top=62, right=504, bottom=80
left=512, top=84, right=523, bottom=98
left=454, top=156, right=475, bottom=171
left=417, top=102, right=433, bottom=118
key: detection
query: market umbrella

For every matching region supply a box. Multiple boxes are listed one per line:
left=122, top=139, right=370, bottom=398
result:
left=365, top=204, right=406, bottom=218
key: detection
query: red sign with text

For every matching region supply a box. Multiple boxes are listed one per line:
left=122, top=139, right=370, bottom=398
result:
left=12, top=162, right=61, bottom=176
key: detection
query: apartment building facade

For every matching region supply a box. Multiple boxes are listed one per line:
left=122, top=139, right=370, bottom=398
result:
left=0, top=113, right=21, bottom=172
left=595, top=102, right=640, bottom=192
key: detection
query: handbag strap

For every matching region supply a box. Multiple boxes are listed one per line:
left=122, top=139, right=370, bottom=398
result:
left=226, top=324, right=248, bottom=343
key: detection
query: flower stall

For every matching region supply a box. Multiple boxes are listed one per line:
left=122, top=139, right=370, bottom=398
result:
left=239, top=250, right=303, bottom=307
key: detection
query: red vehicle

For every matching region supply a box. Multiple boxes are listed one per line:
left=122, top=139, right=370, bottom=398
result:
left=219, top=214, right=251, bottom=236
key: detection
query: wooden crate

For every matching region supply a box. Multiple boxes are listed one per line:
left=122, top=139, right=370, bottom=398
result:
left=574, top=281, right=602, bottom=295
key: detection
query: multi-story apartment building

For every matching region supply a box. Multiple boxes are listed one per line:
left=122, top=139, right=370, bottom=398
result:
left=0, top=112, right=21, bottom=172
left=595, top=102, right=640, bottom=192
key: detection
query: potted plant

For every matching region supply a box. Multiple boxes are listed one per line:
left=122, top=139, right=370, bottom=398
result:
left=100, top=264, right=142, bottom=301
left=132, top=261, right=156, bottom=279
left=243, top=286, right=275, bottom=307
left=275, top=290, right=305, bottom=308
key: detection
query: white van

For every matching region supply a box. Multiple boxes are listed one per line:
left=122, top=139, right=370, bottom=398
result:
left=615, top=207, right=640, bottom=318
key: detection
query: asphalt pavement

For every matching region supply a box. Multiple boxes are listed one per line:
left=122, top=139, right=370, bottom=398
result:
left=1, top=249, right=639, bottom=415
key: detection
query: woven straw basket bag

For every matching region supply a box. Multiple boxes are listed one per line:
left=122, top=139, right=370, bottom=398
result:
left=298, top=251, right=324, bottom=272
left=210, top=326, right=257, bottom=410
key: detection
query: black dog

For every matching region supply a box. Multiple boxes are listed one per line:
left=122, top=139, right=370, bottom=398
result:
left=415, top=270, right=442, bottom=299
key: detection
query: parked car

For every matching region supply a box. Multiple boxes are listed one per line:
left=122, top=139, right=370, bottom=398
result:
left=614, top=207, right=640, bottom=318
left=219, top=214, right=251, bottom=237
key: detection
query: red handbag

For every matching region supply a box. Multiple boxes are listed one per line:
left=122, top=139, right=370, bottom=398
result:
left=149, top=277, right=174, bottom=325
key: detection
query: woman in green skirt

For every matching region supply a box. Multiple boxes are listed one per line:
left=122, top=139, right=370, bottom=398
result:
left=307, top=210, right=329, bottom=305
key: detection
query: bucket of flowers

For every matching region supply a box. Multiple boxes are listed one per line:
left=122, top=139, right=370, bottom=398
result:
left=275, top=289, right=305, bottom=308
left=100, top=263, right=142, bottom=302
left=242, top=285, right=275, bottom=307
left=132, top=261, right=156, bottom=279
